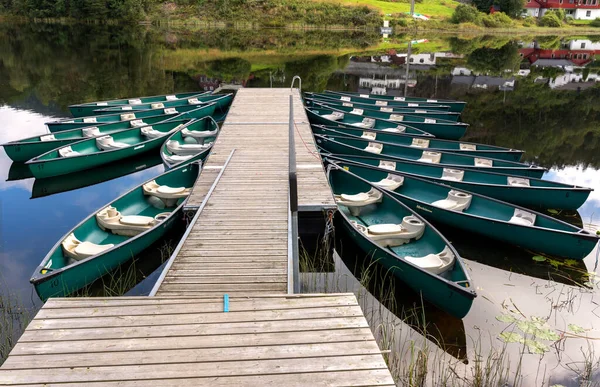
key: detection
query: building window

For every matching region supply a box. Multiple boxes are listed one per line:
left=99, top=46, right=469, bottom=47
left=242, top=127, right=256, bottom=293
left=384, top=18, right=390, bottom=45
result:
left=587, top=10, right=592, bottom=16
left=584, top=54, right=588, bottom=59
left=570, top=0, right=574, bottom=3
left=582, top=42, right=586, bottom=48
left=559, top=0, right=563, bottom=3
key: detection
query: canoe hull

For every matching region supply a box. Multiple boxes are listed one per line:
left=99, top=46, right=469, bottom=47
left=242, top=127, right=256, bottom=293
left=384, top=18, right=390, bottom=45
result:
left=33, top=213, right=178, bottom=300
left=4, top=139, right=75, bottom=163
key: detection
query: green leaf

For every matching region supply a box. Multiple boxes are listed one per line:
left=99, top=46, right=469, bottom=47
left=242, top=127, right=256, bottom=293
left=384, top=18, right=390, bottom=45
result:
left=547, top=209, right=559, bottom=214
left=517, top=318, right=559, bottom=341
left=563, top=259, right=578, bottom=267
left=568, top=324, right=585, bottom=334
left=524, top=339, right=549, bottom=354
left=532, top=255, right=546, bottom=262
left=496, top=314, right=518, bottom=323
left=499, top=332, right=524, bottom=343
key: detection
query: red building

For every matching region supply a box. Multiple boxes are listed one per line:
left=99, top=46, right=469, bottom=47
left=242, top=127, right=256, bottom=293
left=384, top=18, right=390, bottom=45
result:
left=524, top=0, right=600, bottom=19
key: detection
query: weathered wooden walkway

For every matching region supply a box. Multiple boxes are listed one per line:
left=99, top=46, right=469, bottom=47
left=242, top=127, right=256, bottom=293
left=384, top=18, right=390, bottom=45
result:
left=0, top=89, right=393, bottom=386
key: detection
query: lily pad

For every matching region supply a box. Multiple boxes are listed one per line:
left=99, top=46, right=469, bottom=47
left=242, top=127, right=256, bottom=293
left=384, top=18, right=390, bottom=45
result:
left=499, top=332, right=524, bottom=343
left=563, top=259, right=578, bottom=267
left=496, top=314, right=518, bottom=323
left=517, top=318, right=560, bottom=341
left=568, top=324, right=586, bottom=334
left=547, top=209, right=559, bottom=215
left=524, top=339, right=549, bottom=354
left=532, top=255, right=546, bottom=262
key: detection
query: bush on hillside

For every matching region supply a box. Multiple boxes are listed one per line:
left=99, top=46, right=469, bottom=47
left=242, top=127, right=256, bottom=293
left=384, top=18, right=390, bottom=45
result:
left=591, top=17, right=600, bottom=27
left=539, top=13, right=562, bottom=27
left=481, top=12, right=513, bottom=27
left=523, top=15, right=537, bottom=26
left=451, top=4, right=482, bottom=24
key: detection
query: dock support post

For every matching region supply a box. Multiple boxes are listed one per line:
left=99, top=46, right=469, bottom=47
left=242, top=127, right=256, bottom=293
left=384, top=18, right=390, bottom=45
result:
left=289, top=94, right=300, bottom=294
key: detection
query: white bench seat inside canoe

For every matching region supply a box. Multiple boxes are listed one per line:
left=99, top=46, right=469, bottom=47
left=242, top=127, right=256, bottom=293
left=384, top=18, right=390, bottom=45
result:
left=441, top=168, right=464, bottom=182
left=349, top=118, right=375, bottom=129
left=96, top=206, right=170, bottom=236
left=143, top=180, right=191, bottom=207
left=321, top=111, right=344, bottom=121
left=82, top=127, right=101, bottom=138
left=58, top=146, right=80, bottom=158
left=40, top=134, right=56, bottom=142
left=166, top=140, right=212, bottom=156
left=162, top=154, right=193, bottom=165
left=350, top=215, right=425, bottom=247
left=182, top=128, right=218, bottom=139
left=96, top=135, right=129, bottom=151
left=62, top=233, right=114, bottom=261
left=372, top=174, right=404, bottom=191
left=508, top=208, right=536, bottom=226
left=418, top=151, right=441, bottom=164
left=140, top=126, right=167, bottom=139
left=404, top=246, right=455, bottom=275
left=432, top=190, right=472, bottom=212
left=335, top=187, right=382, bottom=216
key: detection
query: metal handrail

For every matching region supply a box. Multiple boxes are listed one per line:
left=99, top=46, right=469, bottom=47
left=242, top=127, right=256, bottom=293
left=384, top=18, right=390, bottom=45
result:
left=291, top=75, right=302, bottom=92
left=288, top=94, right=300, bottom=294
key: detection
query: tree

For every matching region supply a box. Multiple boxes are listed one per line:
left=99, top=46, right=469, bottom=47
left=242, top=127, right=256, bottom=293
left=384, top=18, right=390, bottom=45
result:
left=451, top=4, right=482, bottom=24
left=467, top=42, right=521, bottom=74
left=495, top=0, right=525, bottom=18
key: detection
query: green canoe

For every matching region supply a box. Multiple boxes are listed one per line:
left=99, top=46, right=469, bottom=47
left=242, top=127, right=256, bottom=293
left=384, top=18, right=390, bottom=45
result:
left=306, top=107, right=433, bottom=138
left=161, top=116, right=219, bottom=168
left=27, top=118, right=197, bottom=178
left=306, top=92, right=452, bottom=112
left=323, top=154, right=591, bottom=211
left=309, top=102, right=468, bottom=140
left=30, top=162, right=201, bottom=300
left=324, top=90, right=467, bottom=113
left=312, top=125, right=524, bottom=162
left=94, top=93, right=233, bottom=115
left=32, top=151, right=163, bottom=199
left=305, top=97, right=461, bottom=122
left=3, top=114, right=177, bottom=163
left=327, top=163, right=476, bottom=318
left=314, top=134, right=546, bottom=178
left=46, top=103, right=216, bottom=132
left=327, top=159, right=599, bottom=260
left=69, top=91, right=210, bottom=117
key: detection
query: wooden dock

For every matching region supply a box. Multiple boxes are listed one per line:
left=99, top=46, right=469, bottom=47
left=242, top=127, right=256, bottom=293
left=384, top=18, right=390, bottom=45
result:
left=0, top=88, right=394, bottom=386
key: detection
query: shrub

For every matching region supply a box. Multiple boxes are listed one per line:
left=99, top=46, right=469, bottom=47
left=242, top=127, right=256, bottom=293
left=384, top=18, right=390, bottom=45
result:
left=481, top=12, right=514, bottom=28
left=539, top=13, right=562, bottom=27
left=523, top=15, right=537, bottom=27
left=451, top=4, right=482, bottom=24
left=591, top=17, right=600, bottom=27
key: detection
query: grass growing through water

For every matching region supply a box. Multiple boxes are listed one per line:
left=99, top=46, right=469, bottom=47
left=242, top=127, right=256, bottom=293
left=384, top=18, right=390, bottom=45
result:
left=0, top=277, right=34, bottom=365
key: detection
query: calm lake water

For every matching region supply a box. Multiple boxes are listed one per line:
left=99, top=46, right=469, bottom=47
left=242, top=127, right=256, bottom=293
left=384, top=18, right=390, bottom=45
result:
left=1, top=23, right=599, bottom=384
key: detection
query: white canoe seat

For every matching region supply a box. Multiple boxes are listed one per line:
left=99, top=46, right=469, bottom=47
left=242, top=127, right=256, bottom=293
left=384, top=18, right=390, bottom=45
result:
left=166, top=140, right=212, bottom=156
left=361, top=131, right=377, bottom=141
left=418, top=151, right=441, bottom=164
left=321, top=111, right=344, bottom=121
left=96, top=102, right=108, bottom=106
left=119, top=106, right=133, bottom=111
left=411, top=138, right=430, bottom=148
left=62, top=233, right=114, bottom=261
left=475, top=158, right=493, bottom=167
left=96, top=206, right=170, bottom=236
left=140, top=126, right=166, bottom=139
left=166, top=95, right=177, bottom=101
left=373, top=174, right=404, bottom=191
left=96, top=135, right=129, bottom=151
left=150, top=103, right=165, bottom=109
left=83, top=117, right=97, bottom=123
left=350, top=108, right=364, bottom=115
left=335, top=187, right=383, bottom=216
left=350, top=118, right=375, bottom=129
left=382, top=125, right=406, bottom=133
left=432, top=190, right=472, bottom=212
left=121, top=113, right=136, bottom=121
left=509, top=208, right=536, bottom=226
left=378, top=160, right=396, bottom=171
left=389, top=114, right=404, bottom=121
left=188, top=98, right=201, bottom=105
left=182, top=127, right=219, bottom=140
left=460, top=143, right=477, bottom=151
left=82, top=127, right=101, bottom=138
left=507, top=176, right=530, bottom=187
left=350, top=215, right=425, bottom=247
left=58, top=146, right=80, bottom=158
left=404, top=246, right=455, bottom=275
left=163, top=153, right=193, bottom=165
left=130, top=119, right=146, bottom=127
left=441, top=168, right=464, bottom=182
left=40, top=134, right=56, bottom=142
left=128, top=98, right=142, bottom=104
left=143, top=180, right=191, bottom=207
left=364, top=142, right=383, bottom=154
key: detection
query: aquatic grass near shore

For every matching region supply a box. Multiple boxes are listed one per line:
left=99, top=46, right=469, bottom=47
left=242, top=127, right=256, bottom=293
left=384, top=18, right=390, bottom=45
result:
left=0, top=277, right=34, bottom=366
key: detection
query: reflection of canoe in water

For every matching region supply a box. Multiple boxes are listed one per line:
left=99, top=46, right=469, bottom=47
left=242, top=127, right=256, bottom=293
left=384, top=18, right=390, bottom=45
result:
left=306, top=92, right=452, bottom=111
left=313, top=124, right=524, bottom=162
left=47, top=103, right=215, bottom=132
left=30, top=162, right=201, bottom=300
left=28, top=117, right=205, bottom=178
left=321, top=154, right=591, bottom=211
left=333, top=222, right=468, bottom=361
left=315, top=133, right=546, bottom=179
left=31, top=151, right=163, bottom=199
left=323, top=90, right=467, bottom=113
left=160, top=116, right=219, bottom=168
left=328, top=159, right=599, bottom=260
left=304, top=96, right=461, bottom=121
left=328, top=163, right=477, bottom=318
left=308, top=101, right=469, bottom=140
left=68, top=91, right=210, bottom=117
left=3, top=114, right=176, bottom=163
left=7, top=162, right=34, bottom=181
left=94, top=93, right=233, bottom=115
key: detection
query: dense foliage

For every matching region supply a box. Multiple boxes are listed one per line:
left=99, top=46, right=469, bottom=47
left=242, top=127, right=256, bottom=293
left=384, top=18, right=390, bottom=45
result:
left=0, top=0, right=156, bottom=20
left=450, top=4, right=481, bottom=24
left=470, top=0, right=524, bottom=18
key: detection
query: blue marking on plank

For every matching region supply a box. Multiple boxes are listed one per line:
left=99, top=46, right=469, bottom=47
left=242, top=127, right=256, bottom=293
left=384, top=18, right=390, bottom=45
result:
left=224, top=294, right=229, bottom=312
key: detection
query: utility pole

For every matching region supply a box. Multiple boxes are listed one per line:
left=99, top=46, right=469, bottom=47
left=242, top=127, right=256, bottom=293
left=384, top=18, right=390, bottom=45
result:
left=410, top=0, right=415, bottom=16
left=404, top=41, right=412, bottom=97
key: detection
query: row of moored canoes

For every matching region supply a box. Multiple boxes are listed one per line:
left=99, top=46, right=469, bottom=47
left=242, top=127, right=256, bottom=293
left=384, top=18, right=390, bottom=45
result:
left=1, top=91, right=233, bottom=300
left=306, top=90, right=598, bottom=319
